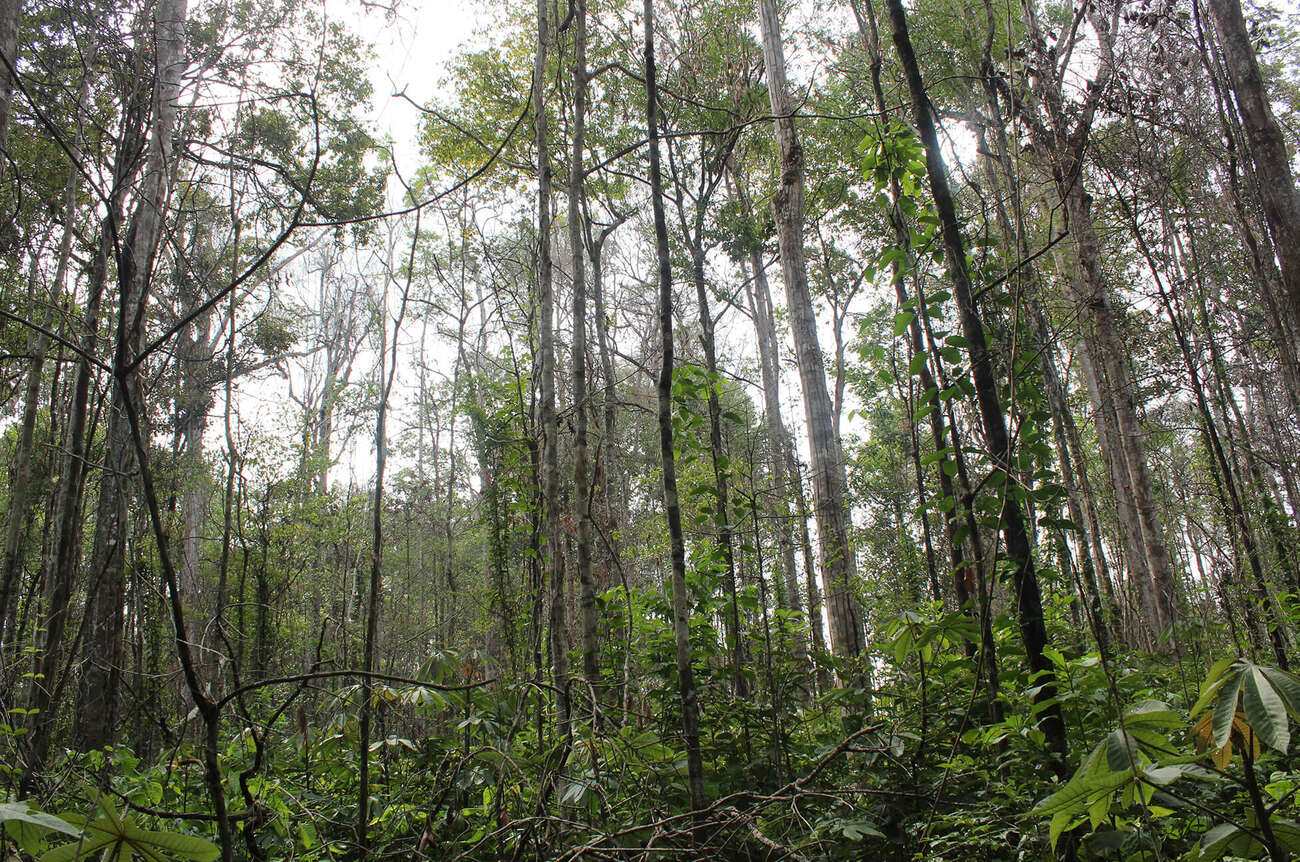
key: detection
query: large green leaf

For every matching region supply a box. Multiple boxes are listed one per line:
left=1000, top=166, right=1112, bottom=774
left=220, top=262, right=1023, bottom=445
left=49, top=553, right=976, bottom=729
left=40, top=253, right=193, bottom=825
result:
left=1122, top=700, right=1182, bottom=729
left=1212, top=667, right=1246, bottom=750
left=123, top=824, right=220, bottom=862
left=1192, top=823, right=1251, bottom=861
left=40, top=831, right=116, bottom=862
left=0, top=801, right=81, bottom=836
left=1105, top=728, right=1139, bottom=772
left=38, top=805, right=219, bottom=862
left=1190, top=658, right=1238, bottom=718
left=1033, top=767, right=1132, bottom=818
left=1260, top=666, right=1300, bottom=720
left=1244, top=665, right=1290, bottom=752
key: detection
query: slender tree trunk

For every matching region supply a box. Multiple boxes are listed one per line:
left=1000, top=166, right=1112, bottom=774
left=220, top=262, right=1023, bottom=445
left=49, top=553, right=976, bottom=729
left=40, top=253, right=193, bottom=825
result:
left=789, top=451, right=831, bottom=694
left=0, top=0, right=19, bottom=161
left=730, top=172, right=803, bottom=622
left=757, top=0, right=864, bottom=665
left=851, top=0, right=966, bottom=609
left=1059, top=183, right=1178, bottom=643
left=534, top=0, right=569, bottom=733
left=356, top=248, right=410, bottom=855
left=567, top=0, right=599, bottom=707
left=682, top=237, right=745, bottom=694
left=645, top=0, right=705, bottom=812
left=885, top=0, right=1067, bottom=765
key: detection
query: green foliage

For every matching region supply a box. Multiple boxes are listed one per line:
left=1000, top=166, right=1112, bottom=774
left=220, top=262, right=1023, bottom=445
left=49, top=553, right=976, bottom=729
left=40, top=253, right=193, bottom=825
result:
left=1034, top=658, right=1300, bottom=860
left=1, top=798, right=218, bottom=862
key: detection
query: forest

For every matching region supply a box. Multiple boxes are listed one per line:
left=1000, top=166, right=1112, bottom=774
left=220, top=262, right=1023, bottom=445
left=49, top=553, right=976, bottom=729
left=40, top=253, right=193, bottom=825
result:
left=1, top=0, right=1299, bottom=857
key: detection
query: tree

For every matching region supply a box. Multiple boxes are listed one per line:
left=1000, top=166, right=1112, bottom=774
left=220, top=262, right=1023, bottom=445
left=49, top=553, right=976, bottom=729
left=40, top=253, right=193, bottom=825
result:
left=756, top=0, right=865, bottom=668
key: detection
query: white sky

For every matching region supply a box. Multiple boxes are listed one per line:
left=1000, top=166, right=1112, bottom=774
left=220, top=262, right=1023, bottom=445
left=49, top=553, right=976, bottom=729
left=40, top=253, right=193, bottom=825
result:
left=340, top=0, right=486, bottom=180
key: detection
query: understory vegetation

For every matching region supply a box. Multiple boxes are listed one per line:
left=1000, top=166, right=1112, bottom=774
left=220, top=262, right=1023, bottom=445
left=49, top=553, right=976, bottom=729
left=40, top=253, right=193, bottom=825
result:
left=2, top=0, right=1300, bottom=858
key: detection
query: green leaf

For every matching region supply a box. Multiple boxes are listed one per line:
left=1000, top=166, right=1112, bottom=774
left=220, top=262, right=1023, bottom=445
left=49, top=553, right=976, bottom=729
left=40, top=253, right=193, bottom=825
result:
left=1087, top=792, right=1109, bottom=830
left=1244, top=665, right=1290, bottom=752
left=1033, top=768, right=1130, bottom=818
left=1191, top=658, right=1237, bottom=717
left=41, top=833, right=117, bottom=862
left=1123, top=700, right=1183, bottom=729
left=841, top=819, right=884, bottom=840
left=1049, top=810, right=1076, bottom=851
left=132, top=829, right=220, bottom=861
left=0, top=802, right=80, bottom=836
left=1212, top=668, right=1246, bottom=749
left=1260, top=666, right=1300, bottom=719
left=1193, top=823, right=1248, bottom=861
left=893, top=311, right=916, bottom=336
left=1105, top=729, right=1138, bottom=772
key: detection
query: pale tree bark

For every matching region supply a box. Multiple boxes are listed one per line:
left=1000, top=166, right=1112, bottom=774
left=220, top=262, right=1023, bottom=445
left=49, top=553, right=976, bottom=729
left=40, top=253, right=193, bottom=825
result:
left=757, top=0, right=864, bottom=665
left=1206, top=0, right=1300, bottom=329
left=745, top=262, right=801, bottom=617
left=646, top=0, right=705, bottom=812
left=727, top=167, right=803, bottom=623
left=534, top=0, right=569, bottom=732
left=171, top=223, right=221, bottom=663
left=78, top=0, right=189, bottom=750
left=1013, top=0, right=1179, bottom=645
left=567, top=0, right=600, bottom=706
left=0, top=0, right=18, bottom=160
left=734, top=230, right=810, bottom=688
left=1060, top=184, right=1178, bottom=641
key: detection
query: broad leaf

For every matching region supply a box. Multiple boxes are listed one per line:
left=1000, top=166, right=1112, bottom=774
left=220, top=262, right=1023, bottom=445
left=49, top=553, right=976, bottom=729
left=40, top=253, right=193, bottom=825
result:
left=0, top=802, right=80, bottom=836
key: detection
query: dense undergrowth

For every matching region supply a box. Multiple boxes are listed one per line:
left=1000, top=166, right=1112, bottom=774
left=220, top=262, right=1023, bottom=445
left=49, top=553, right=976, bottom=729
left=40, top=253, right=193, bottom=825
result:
left=7, top=604, right=1300, bottom=861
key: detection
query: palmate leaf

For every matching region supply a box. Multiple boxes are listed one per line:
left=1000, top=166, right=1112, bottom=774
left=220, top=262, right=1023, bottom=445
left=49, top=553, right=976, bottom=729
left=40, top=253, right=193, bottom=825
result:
left=1244, top=665, right=1290, bottom=752
left=38, top=797, right=219, bottom=862
left=1191, top=659, right=1300, bottom=757
left=1191, top=659, right=1237, bottom=711
left=40, top=831, right=117, bottom=862
left=1261, top=666, right=1300, bottom=717
left=1192, top=711, right=1260, bottom=768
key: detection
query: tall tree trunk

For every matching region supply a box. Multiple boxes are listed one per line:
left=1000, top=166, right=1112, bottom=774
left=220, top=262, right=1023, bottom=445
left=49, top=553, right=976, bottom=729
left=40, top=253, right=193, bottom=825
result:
left=567, top=0, right=599, bottom=707
left=356, top=251, right=409, bottom=855
left=757, top=0, right=864, bottom=666
left=77, top=0, right=189, bottom=750
left=534, top=0, right=569, bottom=733
left=884, top=0, right=1067, bottom=765
left=730, top=171, right=803, bottom=623
left=0, top=0, right=19, bottom=161
left=645, top=0, right=705, bottom=812
left=1206, top=0, right=1300, bottom=330
left=851, top=0, right=966, bottom=610
left=1058, top=183, right=1178, bottom=644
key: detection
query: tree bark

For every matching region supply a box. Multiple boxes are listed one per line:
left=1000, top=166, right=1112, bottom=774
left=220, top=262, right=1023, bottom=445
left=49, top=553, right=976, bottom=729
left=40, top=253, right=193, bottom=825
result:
left=1206, top=0, right=1300, bottom=330
left=534, top=0, right=569, bottom=733
left=78, top=0, right=189, bottom=750
left=646, top=0, right=706, bottom=813
left=567, top=0, right=600, bottom=707
left=756, top=0, right=864, bottom=665
left=884, top=0, right=1067, bottom=765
